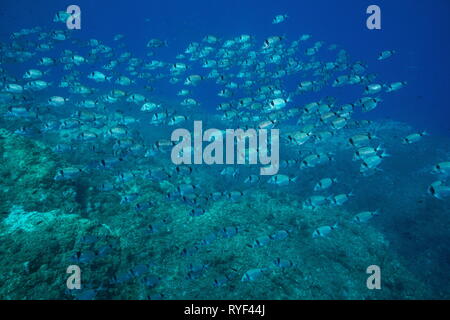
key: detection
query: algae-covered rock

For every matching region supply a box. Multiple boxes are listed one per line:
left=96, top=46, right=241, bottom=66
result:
left=0, top=129, right=79, bottom=214
left=96, top=188, right=432, bottom=300
left=0, top=124, right=446, bottom=299
left=0, top=205, right=119, bottom=299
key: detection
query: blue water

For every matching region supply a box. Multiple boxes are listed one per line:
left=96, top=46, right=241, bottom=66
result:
left=0, top=0, right=449, bottom=300
left=1, top=0, right=449, bottom=135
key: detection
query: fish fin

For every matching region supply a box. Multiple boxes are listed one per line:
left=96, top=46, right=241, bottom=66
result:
left=434, top=194, right=443, bottom=200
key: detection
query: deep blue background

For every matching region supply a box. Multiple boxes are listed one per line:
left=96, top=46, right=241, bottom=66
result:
left=1, top=0, right=449, bottom=135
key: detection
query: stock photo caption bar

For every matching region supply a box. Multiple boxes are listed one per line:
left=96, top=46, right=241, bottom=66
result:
left=0, top=0, right=449, bottom=308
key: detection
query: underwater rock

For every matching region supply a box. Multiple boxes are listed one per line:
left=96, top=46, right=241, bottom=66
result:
left=0, top=205, right=118, bottom=299
left=0, top=129, right=79, bottom=214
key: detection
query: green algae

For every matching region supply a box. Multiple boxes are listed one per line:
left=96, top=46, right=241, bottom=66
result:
left=0, top=127, right=442, bottom=299
left=0, top=129, right=79, bottom=214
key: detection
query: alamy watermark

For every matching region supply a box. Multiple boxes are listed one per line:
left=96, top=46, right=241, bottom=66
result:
left=366, top=5, right=381, bottom=30
left=66, top=265, right=81, bottom=289
left=171, top=121, right=280, bottom=175
left=366, top=265, right=381, bottom=289
left=66, top=5, right=81, bottom=30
